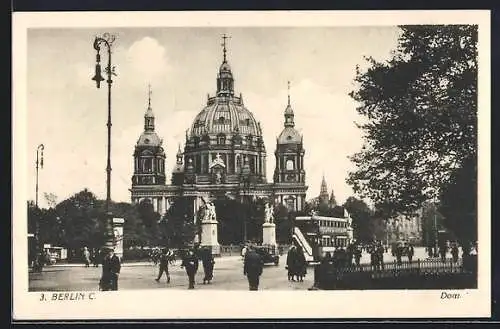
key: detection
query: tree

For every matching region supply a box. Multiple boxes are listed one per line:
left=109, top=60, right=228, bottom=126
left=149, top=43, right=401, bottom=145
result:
left=343, top=197, right=374, bottom=242
left=439, top=155, right=477, bottom=246
left=273, top=203, right=293, bottom=244
left=54, top=189, right=103, bottom=249
left=162, top=197, right=196, bottom=248
left=44, top=192, right=58, bottom=208
left=420, top=201, right=445, bottom=247
left=347, top=25, right=477, bottom=219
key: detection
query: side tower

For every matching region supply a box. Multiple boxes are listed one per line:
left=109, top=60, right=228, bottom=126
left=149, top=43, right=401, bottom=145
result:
left=131, top=86, right=166, bottom=187
left=273, top=82, right=307, bottom=211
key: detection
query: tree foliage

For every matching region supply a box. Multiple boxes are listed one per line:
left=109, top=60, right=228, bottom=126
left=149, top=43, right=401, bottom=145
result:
left=420, top=201, right=446, bottom=247
left=343, top=197, right=374, bottom=242
left=347, top=25, right=477, bottom=219
left=439, top=155, right=477, bottom=245
left=161, top=197, right=196, bottom=248
left=30, top=189, right=167, bottom=251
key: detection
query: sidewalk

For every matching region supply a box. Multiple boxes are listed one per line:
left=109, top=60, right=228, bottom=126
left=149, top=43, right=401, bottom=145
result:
left=50, top=255, right=243, bottom=268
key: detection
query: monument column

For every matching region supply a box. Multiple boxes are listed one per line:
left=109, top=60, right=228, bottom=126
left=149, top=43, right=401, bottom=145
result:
left=152, top=197, right=158, bottom=212
left=200, top=198, right=220, bottom=256
left=262, top=203, right=277, bottom=253
left=112, top=218, right=125, bottom=262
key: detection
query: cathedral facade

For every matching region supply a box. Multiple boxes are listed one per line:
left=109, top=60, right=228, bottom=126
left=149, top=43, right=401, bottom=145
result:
left=130, top=38, right=308, bottom=243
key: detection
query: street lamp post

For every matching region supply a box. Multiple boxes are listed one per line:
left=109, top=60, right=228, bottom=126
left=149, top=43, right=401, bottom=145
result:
left=35, top=144, right=44, bottom=208
left=309, top=212, right=321, bottom=290
left=434, top=200, right=439, bottom=257
left=34, top=144, right=44, bottom=267
left=92, top=33, right=117, bottom=249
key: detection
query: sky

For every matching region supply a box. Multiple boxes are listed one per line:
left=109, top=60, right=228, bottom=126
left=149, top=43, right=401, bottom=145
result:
left=26, top=27, right=402, bottom=208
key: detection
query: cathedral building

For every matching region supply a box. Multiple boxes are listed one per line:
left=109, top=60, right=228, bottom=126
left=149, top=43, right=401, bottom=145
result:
left=130, top=37, right=308, bottom=244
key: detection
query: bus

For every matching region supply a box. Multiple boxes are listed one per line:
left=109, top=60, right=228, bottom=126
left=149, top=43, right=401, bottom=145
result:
left=294, top=215, right=354, bottom=257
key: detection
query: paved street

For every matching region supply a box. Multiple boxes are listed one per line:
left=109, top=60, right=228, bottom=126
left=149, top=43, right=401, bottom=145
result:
left=28, top=247, right=452, bottom=291
left=29, top=255, right=314, bottom=291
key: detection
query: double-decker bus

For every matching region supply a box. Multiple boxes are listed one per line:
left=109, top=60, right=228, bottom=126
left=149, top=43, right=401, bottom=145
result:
left=293, top=214, right=354, bottom=260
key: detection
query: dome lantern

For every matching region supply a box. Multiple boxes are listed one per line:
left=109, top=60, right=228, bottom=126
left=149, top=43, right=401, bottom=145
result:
left=284, top=81, right=295, bottom=128
left=144, top=84, right=155, bottom=132
left=216, top=34, right=234, bottom=97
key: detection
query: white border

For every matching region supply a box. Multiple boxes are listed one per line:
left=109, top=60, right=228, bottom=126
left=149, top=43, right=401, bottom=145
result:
left=12, top=10, right=491, bottom=319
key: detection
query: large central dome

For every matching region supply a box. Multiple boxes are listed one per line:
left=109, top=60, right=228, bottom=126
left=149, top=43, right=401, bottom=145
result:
left=190, top=94, right=262, bottom=138
left=182, top=40, right=267, bottom=183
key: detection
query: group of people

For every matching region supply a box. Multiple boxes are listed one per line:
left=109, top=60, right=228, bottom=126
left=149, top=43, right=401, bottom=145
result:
left=426, top=241, right=466, bottom=263
left=154, top=244, right=216, bottom=289
left=285, top=245, right=307, bottom=282
left=391, top=242, right=415, bottom=265
left=81, top=247, right=103, bottom=268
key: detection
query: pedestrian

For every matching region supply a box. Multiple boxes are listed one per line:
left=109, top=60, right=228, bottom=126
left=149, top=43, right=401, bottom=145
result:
left=286, top=245, right=297, bottom=281
left=155, top=248, right=171, bottom=283
left=241, top=244, right=248, bottom=259
left=407, top=243, right=414, bottom=263
left=181, top=248, right=199, bottom=289
left=83, top=247, right=91, bottom=267
left=377, top=242, right=385, bottom=270
left=451, top=243, right=459, bottom=263
left=395, top=244, right=403, bottom=266
left=99, top=247, right=121, bottom=291
left=295, top=246, right=307, bottom=282
left=318, top=252, right=333, bottom=289
left=201, top=247, right=215, bottom=284
left=354, top=245, right=362, bottom=267
left=243, top=246, right=264, bottom=291
left=439, top=245, right=447, bottom=262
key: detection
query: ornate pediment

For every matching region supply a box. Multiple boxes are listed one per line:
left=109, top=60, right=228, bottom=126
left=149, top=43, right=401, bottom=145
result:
left=209, top=153, right=226, bottom=169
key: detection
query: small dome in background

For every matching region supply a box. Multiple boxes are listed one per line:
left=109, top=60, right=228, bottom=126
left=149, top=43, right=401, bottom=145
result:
left=277, top=127, right=302, bottom=144
left=137, top=131, right=162, bottom=147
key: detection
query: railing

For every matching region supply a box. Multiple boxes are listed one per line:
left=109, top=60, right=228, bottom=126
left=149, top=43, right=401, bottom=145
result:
left=316, top=257, right=477, bottom=290
left=292, top=227, right=313, bottom=260
left=330, top=258, right=465, bottom=276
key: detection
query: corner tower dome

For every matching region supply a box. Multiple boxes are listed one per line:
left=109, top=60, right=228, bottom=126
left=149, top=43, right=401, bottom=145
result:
left=277, top=81, right=302, bottom=144
left=137, top=85, right=162, bottom=147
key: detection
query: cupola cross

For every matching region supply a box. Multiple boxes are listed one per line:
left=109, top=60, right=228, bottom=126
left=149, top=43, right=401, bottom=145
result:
left=221, top=34, right=231, bottom=62
left=287, top=80, right=291, bottom=105
left=148, top=84, right=152, bottom=108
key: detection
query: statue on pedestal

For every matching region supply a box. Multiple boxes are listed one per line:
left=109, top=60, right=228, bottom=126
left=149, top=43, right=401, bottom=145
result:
left=200, top=197, right=217, bottom=223
left=264, top=202, right=274, bottom=224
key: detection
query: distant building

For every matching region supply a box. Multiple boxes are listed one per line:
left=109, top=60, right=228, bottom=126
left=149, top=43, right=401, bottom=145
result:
left=386, top=216, right=422, bottom=244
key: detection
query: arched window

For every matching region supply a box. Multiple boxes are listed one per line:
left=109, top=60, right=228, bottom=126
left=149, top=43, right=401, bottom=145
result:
left=144, top=158, right=152, bottom=172
left=217, top=134, right=226, bottom=145
left=236, top=155, right=241, bottom=173
left=286, top=159, right=294, bottom=170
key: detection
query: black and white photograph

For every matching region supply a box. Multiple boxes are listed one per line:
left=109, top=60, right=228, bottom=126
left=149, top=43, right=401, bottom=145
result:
left=13, top=10, right=490, bottom=319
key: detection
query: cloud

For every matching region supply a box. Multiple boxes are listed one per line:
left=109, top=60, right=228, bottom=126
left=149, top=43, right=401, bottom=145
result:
left=123, top=37, right=171, bottom=86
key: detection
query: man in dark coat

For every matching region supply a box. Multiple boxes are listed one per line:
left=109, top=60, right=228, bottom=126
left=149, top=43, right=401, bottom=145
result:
left=286, top=245, right=297, bottom=281
left=181, top=248, right=199, bottom=289
left=407, top=243, right=415, bottom=264
left=100, top=247, right=121, bottom=291
left=243, top=246, right=264, bottom=291
left=200, top=247, right=215, bottom=284
left=155, top=248, right=172, bottom=283
left=295, top=246, right=307, bottom=282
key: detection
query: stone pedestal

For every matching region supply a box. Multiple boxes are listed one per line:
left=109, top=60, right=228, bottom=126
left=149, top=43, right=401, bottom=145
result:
left=200, top=220, right=220, bottom=256
left=262, top=222, right=277, bottom=248
left=112, top=217, right=125, bottom=261
left=347, top=227, right=354, bottom=245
